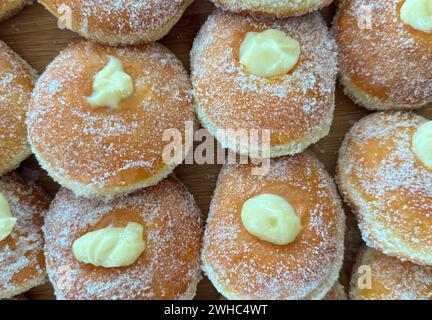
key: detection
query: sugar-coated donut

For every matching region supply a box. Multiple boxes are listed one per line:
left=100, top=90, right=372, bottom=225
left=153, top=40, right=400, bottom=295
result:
left=211, top=0, right=333, bottom=17
left=27, top=41, right=195, bottom=199
left=334, top=0, right=432, bottom=110
left=191, top=11, right=338, bottom=157
left=0, top=0, right=31, bottom=21
left=350, top=247, right=432, bottom=300
left=38, top=0, right=193, bottom=45
left=323, top=282, right=347, bottom=300
left=202, top=152, right=345, bottom=300
left=0, top=41, right=36, bottom=177
left=0, top=174, right=48, bottom=299
left=337, top=112, right=432, bottom=265
left=44, top=176, right=203, bottom=300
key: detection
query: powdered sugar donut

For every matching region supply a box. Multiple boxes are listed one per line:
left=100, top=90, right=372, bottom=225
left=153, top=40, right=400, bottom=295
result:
left=202, top=153, right=345, bottom=300
left=0, top=174, right=48, bottom=299
left=191, top=11, right=338, bottom=157
left=337, top=112, right=432, bottom=265
left=27, top=41, right=195, bottom=198
left=211, top=0, right=333, bottom=17
left=0, top=40, right=36, bottom=177
left=38, top=0, right=193, bottom=45
left=44, top=176, right=203, bottom=300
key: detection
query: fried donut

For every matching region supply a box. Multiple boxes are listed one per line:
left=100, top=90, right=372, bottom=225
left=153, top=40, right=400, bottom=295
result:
left=202, top=152, right=345, bottom=300
left=337, top=112, right=432, bottom=265
left=323, top=282, right=347, bottom=300
left=211, top=0, right=333, bottom=17
left=38, top=0, right=193, bottom=45
left=191, top=11, right=338, bottom=157
left=350, top=247, right=432, bottom=300
left=0, top=174, right=48, bottom=300
left=0, top=0, right=31, bottom=21
left=334, top=0, right=432, bottom=110
left=44, top=176, right=203, bottom=300
left=0, top=41, right=36, bottom=177
left=27, top=41, right=195, bottom=198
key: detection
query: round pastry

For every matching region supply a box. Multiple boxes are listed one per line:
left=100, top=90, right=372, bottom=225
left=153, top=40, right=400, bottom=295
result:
left=0, top=40, right=36, bottom=177
left=335, top=0, right=432, bottom=110
left=202, top=152, right=345, bottom=300
left=0, top=0, right=31, bottom=21
left=38, top=0, right=193, bottom=45
left=44, top=176, right=203, bottom=300
left=350, top=247, right=432, bottom=300
left=211, top=0, right=333, bottom=17
left=27, top=41, right=195, bottom=198
left=191, top=11, right=338, bottom=158
left=323, top=282, right=347, bottom=300
left=337, top=112, right=432, bottom=265
left=0, top=173, right=48, bottom=300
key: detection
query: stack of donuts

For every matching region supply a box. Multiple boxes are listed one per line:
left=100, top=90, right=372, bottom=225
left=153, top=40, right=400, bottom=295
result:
left=0, top=0, right=430, bottom=300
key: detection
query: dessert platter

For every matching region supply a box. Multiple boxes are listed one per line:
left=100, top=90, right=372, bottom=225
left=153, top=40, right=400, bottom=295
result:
left=0, top=0, right=431, bottom=300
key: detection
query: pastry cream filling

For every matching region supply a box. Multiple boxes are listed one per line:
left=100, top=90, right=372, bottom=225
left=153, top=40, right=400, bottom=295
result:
left=241, top=194, right=301, bottom=245
left=87, top=56, right=134, bottom=109
left=412, top=121, right=432, bottom=169
left=239, top=29, right=301, bottom=78
left=0, top=192, right=17, bottom=242
left=72, top=222, right=145, bottom=268
left=400, top=0, right=432, bottom=33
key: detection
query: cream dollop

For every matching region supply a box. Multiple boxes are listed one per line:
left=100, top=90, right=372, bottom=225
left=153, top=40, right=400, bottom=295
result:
left=0, top=192, right=17, bottom=242
left=239, top=29, right=301, bottom=78
left=412, top=121, right=432, bottom=169
left=72, top=222, right=146, bottom=268
left=400, top=0, right=432, bottom=33
left=87, top=56, right=134, bottom=109
left=241, top=194, right=302, bottom=245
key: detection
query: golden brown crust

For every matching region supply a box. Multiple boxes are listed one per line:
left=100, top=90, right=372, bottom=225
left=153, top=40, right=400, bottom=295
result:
left=27, top=41, right=195, bottom=198
left=191, top=11, right=338, bottom=157
left=202, top=152, right=345, bottom=300
left=336, top=112, right=432, bottom=266
left=0, top=173, right=48, bottom=300
left=212, top=0, right=333, bottom=17
left=335, top=0, right=432, bottom=110
left=350, top=246, right=432, bottom=300
left=0, top=40, right=36, bottom=177
left=38, top=0, right=193, bottom=45
left=0, top=0, right=31, bottom=21
left=44, top=175, right=203, bottom=300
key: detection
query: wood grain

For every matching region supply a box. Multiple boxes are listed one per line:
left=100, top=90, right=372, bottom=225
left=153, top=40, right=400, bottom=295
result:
left=1, top=0, right=430, bottom=300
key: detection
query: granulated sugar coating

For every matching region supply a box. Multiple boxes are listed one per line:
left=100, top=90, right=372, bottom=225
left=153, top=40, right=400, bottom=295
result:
left=191, top=11, right=338, bottom=157
left=335, top=0, right=432, bottom=110
left=202, top=153, right=345, bottom=300
left=44, top=175, right=203, bottom=300
left=350, top=247, right=432, bottom=300
left=0, top=173, right=48, bottom=299
left=27, top=41, right=195, bottom=198
left=211, top=0, right=333, bottom=17
left=337, top=112, right=432, bottom=266
left=0, top=40, right=36, bottom=176
left=38, top=0, right=193, bottom=45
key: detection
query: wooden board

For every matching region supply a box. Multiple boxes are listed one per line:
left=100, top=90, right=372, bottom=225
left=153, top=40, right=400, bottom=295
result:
left=1, top=0, right=431, bottom=300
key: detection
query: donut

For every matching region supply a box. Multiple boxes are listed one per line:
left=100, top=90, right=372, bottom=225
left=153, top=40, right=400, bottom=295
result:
left=191, top=11, right=338, bottom=158
left=38, top=0, right=193, bottom=45
left=0, top=40, right=36, bottom=177
left=323, top=282, right=347, bottom=300
left=44, top=176, right=203, bottom=300
left=0, top=173, right=48, bottom=300
left=350, top=247, right=432, bottom=300
left=334, top=0, right=432, bottom=110
left=211, top=0, right=333, bottom=17
left=337, top=112, right=432, bottom=265
left=0, top=0, right=31, bottom=21
left=27, top=41, right=195, bottom=198
left=202, top=152, right=345, bottom=300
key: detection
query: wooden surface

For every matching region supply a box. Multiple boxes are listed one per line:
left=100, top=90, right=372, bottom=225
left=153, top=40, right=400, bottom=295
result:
left=1, top=0, right=431, bottom=300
